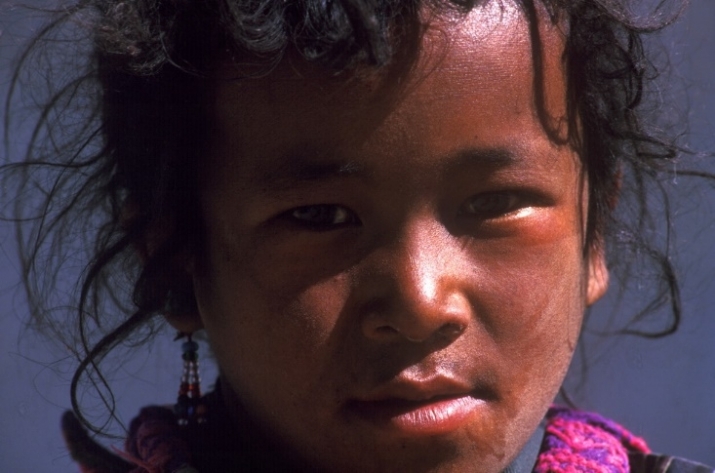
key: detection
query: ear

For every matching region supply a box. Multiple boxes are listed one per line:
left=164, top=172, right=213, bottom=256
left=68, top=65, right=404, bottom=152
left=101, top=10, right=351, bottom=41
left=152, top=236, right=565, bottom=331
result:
left=161, top=274, right=205, bottom=334
left=586, top=244, right=609, bottom=306
left=164, top=311, right=204, bottom=335
left=126, top=212, right=205, bottom=333
left=123, top=195, right=206, bottom=333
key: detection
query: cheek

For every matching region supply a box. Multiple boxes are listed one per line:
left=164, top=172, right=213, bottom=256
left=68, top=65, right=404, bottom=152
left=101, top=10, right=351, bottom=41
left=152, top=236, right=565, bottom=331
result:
left=475, top=212, right=585, bottom=338
left=193, top=232, right=354, bottom=396
left=494, top=267, right=583, bottom=381
left=464, top=213, right=585, bottom=387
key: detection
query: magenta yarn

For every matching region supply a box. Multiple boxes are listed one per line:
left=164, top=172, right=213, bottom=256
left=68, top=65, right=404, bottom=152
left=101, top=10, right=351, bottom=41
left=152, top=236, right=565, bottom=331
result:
left=535, top=406, right=650, bottom=473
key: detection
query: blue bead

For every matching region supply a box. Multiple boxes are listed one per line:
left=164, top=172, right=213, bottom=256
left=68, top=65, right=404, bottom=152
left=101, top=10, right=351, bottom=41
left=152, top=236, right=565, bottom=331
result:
left=174, top=403, right=189, bottom=417
left=182, top=351, right=198, bottom=361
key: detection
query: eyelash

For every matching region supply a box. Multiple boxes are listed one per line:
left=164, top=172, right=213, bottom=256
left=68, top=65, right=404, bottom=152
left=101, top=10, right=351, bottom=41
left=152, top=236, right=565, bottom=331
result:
left=287, top=204, right=360, bottom=229
left=283, top=192, right=527, bottom=230
left=460, top=192, right=523, bottom=219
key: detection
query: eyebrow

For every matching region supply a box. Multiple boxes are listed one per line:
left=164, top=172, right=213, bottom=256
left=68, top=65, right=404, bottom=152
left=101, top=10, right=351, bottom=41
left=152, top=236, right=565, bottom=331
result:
left=252, top=146, right=525, bottom=191
left=449, top=147, right=524, bottom=170
left=253, top=155, right=371, bottom=191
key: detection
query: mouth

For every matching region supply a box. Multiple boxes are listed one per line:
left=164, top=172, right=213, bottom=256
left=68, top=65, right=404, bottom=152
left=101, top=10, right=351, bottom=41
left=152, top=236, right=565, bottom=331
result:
left=346, top=394, right=485, bottom=436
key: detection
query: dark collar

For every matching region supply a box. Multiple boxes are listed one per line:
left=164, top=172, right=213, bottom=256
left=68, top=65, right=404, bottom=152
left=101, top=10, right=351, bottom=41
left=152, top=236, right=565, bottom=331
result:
left=502, top=423, right=544, bottom=473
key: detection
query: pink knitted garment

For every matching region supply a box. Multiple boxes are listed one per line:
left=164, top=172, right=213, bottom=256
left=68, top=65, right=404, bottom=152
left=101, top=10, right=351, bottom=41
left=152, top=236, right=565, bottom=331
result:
left=123, top=406, right=193, bottom=473
left=535, top=406, right=651, bottom=473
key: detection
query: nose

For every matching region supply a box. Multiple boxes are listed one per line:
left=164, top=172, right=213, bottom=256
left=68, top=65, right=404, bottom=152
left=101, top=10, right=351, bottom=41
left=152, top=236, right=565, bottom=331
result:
left=360, top=219, right=472, bottom=344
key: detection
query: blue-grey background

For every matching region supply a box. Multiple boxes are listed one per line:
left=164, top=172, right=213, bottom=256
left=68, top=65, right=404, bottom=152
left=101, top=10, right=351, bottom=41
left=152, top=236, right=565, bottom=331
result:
left=1, top=2, right=714, bottom=471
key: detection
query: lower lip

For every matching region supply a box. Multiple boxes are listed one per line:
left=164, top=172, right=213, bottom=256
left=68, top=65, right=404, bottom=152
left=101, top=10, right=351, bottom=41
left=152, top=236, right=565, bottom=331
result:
left=348, top=395, right=484, bottom=436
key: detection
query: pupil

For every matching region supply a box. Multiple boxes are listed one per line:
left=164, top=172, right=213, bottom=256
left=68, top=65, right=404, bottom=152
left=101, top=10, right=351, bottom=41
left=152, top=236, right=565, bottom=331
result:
left=475, top=195, right=507, bottom=212
left=294, top=205, right=338, bottom=224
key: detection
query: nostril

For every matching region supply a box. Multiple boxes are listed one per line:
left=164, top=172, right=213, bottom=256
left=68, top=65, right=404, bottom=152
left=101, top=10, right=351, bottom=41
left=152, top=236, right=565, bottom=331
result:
left=436, top=322, right=466, bottom=341
left=403, top=333, right=425, bottom=343
left=375, top=325, right=400, bottom=338
left=402, top=323, right=465, bottom=344
left=359, top=284, right=471, bottom=344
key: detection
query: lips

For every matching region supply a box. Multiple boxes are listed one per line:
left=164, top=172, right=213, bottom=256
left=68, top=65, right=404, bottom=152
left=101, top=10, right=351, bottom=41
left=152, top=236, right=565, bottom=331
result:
left=345, top=375, right=491, bottom=436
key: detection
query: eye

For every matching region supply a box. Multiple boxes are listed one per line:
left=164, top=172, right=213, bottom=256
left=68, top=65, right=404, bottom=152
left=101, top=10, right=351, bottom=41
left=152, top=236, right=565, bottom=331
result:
left=288, top=204, right=359, bottom=229
left=462, top=192, right=521, bottom=219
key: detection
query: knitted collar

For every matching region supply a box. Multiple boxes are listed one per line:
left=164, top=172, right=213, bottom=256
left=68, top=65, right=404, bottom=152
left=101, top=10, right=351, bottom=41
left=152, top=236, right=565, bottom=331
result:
left=62, top=404, right=650, bottom=473
left=536, top=406, right=650, bottom=473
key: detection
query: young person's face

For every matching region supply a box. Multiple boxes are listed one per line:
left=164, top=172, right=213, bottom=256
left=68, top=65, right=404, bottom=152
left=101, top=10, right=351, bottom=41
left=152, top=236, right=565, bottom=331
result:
left=190, top=2, right=608, bottom=472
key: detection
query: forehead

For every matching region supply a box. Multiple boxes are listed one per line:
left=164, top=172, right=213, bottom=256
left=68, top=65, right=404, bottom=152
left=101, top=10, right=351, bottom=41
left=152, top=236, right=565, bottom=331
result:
left=208, top=1, right=570, bottom=179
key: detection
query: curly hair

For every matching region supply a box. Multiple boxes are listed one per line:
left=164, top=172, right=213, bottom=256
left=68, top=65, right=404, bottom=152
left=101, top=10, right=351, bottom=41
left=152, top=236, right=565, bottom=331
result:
left=4, top=0, right=688, bottom=435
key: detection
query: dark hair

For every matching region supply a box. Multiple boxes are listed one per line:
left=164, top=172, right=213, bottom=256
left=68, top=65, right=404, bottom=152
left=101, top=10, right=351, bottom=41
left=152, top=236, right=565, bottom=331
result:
left=4, top=0, right=689, bottom=435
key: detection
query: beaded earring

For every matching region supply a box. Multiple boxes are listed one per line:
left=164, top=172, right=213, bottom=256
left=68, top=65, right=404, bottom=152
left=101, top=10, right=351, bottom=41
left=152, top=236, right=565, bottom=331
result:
left=174, top=332, right=208, bottom=426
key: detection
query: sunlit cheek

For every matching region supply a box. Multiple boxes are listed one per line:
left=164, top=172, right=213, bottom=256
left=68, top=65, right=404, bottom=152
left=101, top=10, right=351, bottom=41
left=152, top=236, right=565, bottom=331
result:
left=511, top=207, right=580, bottom=248
left=474, top=212, right=586, bottom=338
left=487, top=268, right=584, bottom=406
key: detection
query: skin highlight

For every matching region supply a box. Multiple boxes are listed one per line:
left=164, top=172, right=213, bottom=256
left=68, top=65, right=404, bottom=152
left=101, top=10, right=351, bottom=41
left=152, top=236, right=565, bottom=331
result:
left=167, top=3, right=609, bottom=472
